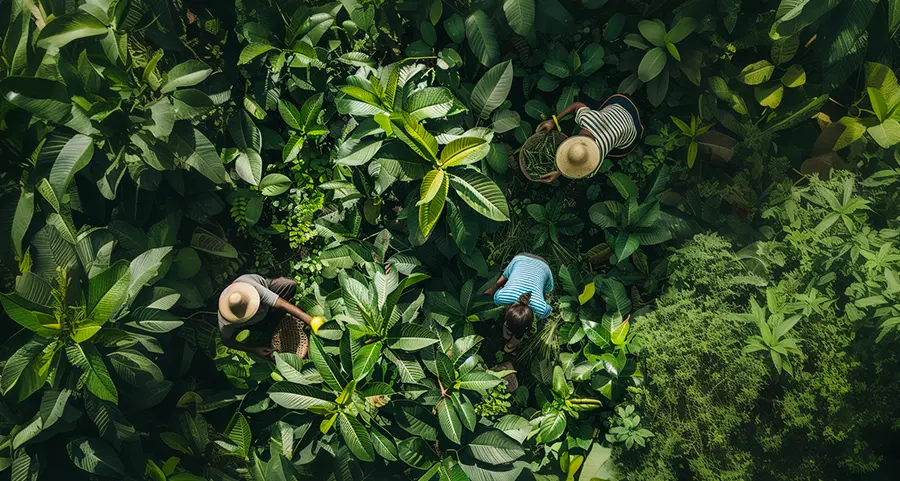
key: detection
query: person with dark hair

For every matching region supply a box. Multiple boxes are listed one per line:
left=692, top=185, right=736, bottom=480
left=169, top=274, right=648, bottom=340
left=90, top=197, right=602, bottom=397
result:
left=484, top=253, right=554, bottom=352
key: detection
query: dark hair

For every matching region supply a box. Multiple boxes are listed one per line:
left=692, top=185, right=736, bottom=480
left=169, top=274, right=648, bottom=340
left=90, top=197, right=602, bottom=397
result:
left=504, top=292, right=534, bottom=338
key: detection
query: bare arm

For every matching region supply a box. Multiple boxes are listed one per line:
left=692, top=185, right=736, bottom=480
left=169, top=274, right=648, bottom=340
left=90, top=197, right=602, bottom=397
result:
left=484, top=276, right=508, bottom=295
left=274, top=298, right=312, bottom=325
left=536, top=102, right=588, bottom=133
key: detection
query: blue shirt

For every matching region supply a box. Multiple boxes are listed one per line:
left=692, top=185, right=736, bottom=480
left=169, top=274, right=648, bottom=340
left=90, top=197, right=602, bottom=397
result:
left=493, top=255, right=553, bottom=318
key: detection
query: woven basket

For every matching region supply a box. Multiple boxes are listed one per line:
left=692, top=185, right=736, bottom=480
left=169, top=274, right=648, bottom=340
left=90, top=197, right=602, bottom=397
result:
left=271, top=315, right=309, bottom=358
left=519, top=130, right=568, bottom=181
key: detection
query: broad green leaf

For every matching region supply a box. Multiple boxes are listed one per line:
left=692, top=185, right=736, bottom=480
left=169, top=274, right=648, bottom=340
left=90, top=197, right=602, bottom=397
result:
left=666, top=17, right=697, bottom=43
left=66, top=437, right=125, bottom=477
left=259, top=174, right=292, bottom=196
left=309, top=335, right=346, bottom=391
left=239, top=43, right=277, bottom=65
left=538, top=410, right=566, bottom=443
left=465, top=11, right=500, bottom=67
left=637, top=48, right=666, bottom=82
left=637, top=20, right=666, bottom=47
left=268, top=382, right=337, bottom=411
left=738, top=60, right=775, bottom=85
left=579, top=44, right=605, bottom=76
left=1, top=338, right=55, bottom=398
left=440, top=137, right=489, bottom=167
left=191, top=227, right=237, bottom=258
left=445, top=14, right=466, bottom=43
left=161, top=60, right=212, bottom=93
left=87, top=260, right=129, bottom=324
left=236, top=150, right=263, bottom=185
left=608, top=173, right=637, bottom=199
left=393, top=113, right=439, bottom=162
left=299, top=93, right=325, bottom=131
left=495, top=415, right=532, bottom=444
left=417, top=171, right=449, bottom=237
left=371, top=426, right=398, bottom=461
left=37, top=11, right=108, bottom=49
left=398, top=436, right=439, bottom=469
left=352, top=341, right=382, bottom=381
left=11, top=188, right=34, bottom=259
left=0, top=77, right=70, bottom=122
left=169, top=126, right=228, bottom=184
left=868, top=119, right=900, bottom=148
left=471, top=61, right=514, bottom=120
left=468, top=430, right=524, bottom=464
left=67, top=344, right=118, bottom=403
left=437, top=400, right=463, bottom=444
left=278, top=100, right=304, bottom=130
left=418, top=169, right=447, bottom=206
left=339, top=414, right=375, bottom=461
left=771, top=36, right=800, bottom=65
left=755, top=84, right=784, bottom=108
left=171, top=89, right=214, bottom=120
left=781, top=65, right=806, bottom=88
left=46, top=133, right=94, bottom=197
left=407, top=87, right=455, bottom=121
left=452, top=392, right=477, bottom=431
left=0, top=294, right=58, bottom=335
left=334, top=139, right=383, bottom=166
left=448, top=170, right=510, bottom=222
left=503, top=0, right=535, bottom=35
left=127, top=247, right=172, bottom=302
left=225, top=412, right=252, bottom=458
left=389, top=324, right=440, bottom=351
left=457, top=371, right=502, bottom=392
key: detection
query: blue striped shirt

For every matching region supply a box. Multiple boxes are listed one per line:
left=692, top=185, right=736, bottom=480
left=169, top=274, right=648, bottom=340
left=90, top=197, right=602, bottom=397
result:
left=493, top=255, right=553, bottom=318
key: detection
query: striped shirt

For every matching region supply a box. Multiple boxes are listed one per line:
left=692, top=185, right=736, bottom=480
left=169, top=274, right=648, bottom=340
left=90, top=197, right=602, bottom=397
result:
left=493, top=255, right=553, bottom=318
left=575, top=104, right=637, bottom=177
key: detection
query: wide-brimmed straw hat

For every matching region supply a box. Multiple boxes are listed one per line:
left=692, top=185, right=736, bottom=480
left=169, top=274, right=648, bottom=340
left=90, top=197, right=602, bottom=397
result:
left=556, top=135, right=601, bottom=179
left=218, top=282, right=260, bottom=323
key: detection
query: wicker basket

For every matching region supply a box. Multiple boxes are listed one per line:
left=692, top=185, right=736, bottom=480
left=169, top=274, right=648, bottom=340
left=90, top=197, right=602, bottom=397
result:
left=271, top=315, right=309, bottom=359
left=519, top=130, right=568, bottom=181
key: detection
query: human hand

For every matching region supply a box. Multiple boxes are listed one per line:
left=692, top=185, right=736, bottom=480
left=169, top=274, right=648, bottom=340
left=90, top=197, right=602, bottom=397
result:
left=538, top=171, right=561, bottom=183
left=536, top=119, right=556, bottom=133
left=253, top=346, right=274, bottom=361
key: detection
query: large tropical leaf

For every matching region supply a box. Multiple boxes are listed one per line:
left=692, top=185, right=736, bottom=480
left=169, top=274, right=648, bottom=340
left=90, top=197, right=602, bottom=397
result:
left=268, top=382, right=337, bottom=411
left=449, top=170, right=509, bottom=222
left=437, top=400, right=463, bottom=444
left=407, top=87, right=455, bottom=121
left=127, top=247, right=172, bottom=302
left=44, top=133, right=94, bottom=197
left=470, top=61, right=514, bottom=120
left=465, top=11, right=500, bottom=67
left=160, top=60, right=213, bottom=93
left=352, top=341, right=383, bottom=381
left=392, top=114, right=439, bottom=162
left=169, top=126, right=228, bottom=184
left=309, top=335, right=347, bottom=391
left=764, top=94, right=829, bottom=132
left=440, top=138, right=489, bottom=167
left=36, top=11, right=108, bottom=49
left=0, top=77, right=71, bottom=122
left=417, top=170, right=449, bottom=237
left=87, top=261, right=130, bottom=324
left=191, top=228, right=238, bottom=258
left=468, top=430, right=524, bottom=464
left=66, top=344, right=118, bottom=404
left=503, top=0, right=535, bottom=36
left=637, top=48, right=666, bottom=82
left=339, top=414, right=375, bottom=462
left=66, top=437, right=125, bottom=477
left=388, top=324, right=440, bottom=351
left=1, top=338, right=55, bottom=398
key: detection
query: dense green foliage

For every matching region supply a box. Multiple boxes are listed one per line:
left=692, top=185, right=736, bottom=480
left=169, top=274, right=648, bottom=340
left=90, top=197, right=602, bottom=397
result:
left=1, top=0, right=900, bottom=480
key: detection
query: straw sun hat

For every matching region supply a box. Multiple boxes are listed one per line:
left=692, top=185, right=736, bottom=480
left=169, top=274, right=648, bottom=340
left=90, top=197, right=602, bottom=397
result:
left=218, top=282, right=260, bottom=323
left=556, top=136, right=601, bottom=179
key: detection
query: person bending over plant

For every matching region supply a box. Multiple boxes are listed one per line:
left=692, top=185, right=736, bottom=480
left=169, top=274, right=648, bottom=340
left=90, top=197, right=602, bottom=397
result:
left=218, top=275, right=325, bottom=360
left=534, top=94, right=644, bottom=182
left=484, top=254, right=554, bottom=353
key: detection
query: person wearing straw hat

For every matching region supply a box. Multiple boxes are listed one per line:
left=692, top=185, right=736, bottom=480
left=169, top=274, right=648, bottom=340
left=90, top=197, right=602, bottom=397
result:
left=218, top=274, right=323, bottom=360
left=535, top=94, right=644, bottom=182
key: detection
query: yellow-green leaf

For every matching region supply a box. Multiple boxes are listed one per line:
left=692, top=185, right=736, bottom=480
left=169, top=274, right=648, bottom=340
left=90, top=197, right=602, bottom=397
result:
left=781, top=64, right=806, bottom=88
left=755, top=84, right=784, bottom=109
